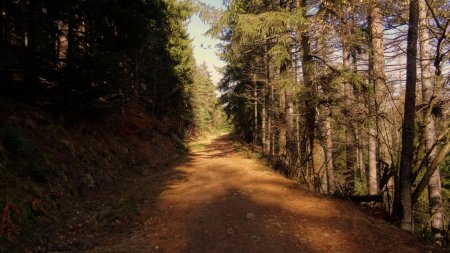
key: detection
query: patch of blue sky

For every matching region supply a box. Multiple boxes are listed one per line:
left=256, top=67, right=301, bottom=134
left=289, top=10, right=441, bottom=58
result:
left=187, top=0, right=225, bottom=85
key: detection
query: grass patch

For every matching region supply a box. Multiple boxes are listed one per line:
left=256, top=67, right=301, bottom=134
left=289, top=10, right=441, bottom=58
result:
left=188, top=143, right=206, bottom=152
left=216, top=125, right=232, bottom=134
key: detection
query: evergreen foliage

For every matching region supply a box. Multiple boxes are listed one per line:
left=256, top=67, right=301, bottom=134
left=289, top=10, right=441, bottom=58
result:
left=207, top=0, right=450, bottom=243
left=0, top=0, right=222, bottom=137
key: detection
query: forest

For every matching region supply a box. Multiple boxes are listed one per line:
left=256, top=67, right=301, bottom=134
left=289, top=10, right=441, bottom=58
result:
left=0, top=0, right=224, bottom=133
left=0, top=0, right=224, bottom=251
left=0, top=0, right=449, bottom=252
left=205, top=0, right=450, bottom=246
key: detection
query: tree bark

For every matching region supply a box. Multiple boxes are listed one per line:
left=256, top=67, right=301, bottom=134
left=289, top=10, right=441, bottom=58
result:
left=278, top=89, right=287, bottom=156
left=253, top=73, right=258, bottom=151
left=368, top=1, right=386, bottom=195
left=412, top=141, right=450, bottom=204
left=262, top=85, right=267, bottom=154
left=370, top=1, right=395, bottom=214
left=270, top=78, right=275, bottom=157
left=399, top=0, right=419, bottom=232
left=418, top=0, right=444, bottom=241
left=356, top=129, right=366, bottom=182
left=368, top=128, right=378, bottom=195
left=299, top=1, right=317, bottom=190
left=324, top=109, right=337, bottom=194
left=25, top=0, right=41, bottom=93
left=57, top=21, right=68, bottom=68
left=286, top=100, right=294, bottom=164
left=264, top=47, right=271, bottom=155
left=342, top=19, right=355, bottom=195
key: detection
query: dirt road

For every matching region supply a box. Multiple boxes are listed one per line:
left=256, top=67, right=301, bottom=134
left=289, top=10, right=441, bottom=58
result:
left=86, top=134, right=431, bottom=253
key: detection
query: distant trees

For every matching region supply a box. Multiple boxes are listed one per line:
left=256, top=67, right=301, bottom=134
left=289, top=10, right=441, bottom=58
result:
left=191, top=63, right=225, bottom=134
left=208, top=0, right=450, bottom=244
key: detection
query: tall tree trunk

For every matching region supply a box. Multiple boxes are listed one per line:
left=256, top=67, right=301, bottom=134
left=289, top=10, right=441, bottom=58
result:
left=0, top=1, right=5, bottom=42
left=368, top=128, right=378, bottom=194
left=66, top=7, right=76, bottom=103
left=264, top=48, right=271, bottom=155
left=262, top=85, right=267, bottom=154
left=25, top=0, right=41, bottom=94
left=298, top=0, right=318, bottom=190
left=286, top=100, right=294, bottom=165
left=270, top=79, right=275, bottom=157
left=368, top=1, right=386, bottom=195
left=356, top=129, right=366, bottom=182
left=370, top=0, right=391, bottom=168
left=67, top=10, right=75, bottom=70
left=399, top=0, right=419, bottom=232
left=253, top=73, right=258, bottom=151
left=418, top=0, right=444, bottom=242
left=325, top=109, right=337, bottom=194
left=342, top=14, right=355, bottom=194
left=278, top=89, right=287, bottom=156
left=294, top=54, right=302, bottom=174
left=370, top=1, right=393, bottom=207
left=0, top=1, right=12, bottom=82
left=57, top=21, right=68, bottom=68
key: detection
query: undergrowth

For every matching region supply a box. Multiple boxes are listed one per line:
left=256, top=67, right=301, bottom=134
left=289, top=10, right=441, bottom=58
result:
left=0, top=97, right=186, bottom=251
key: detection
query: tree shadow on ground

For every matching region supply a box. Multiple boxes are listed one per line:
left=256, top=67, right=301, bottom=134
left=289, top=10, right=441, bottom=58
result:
left=141, top=135, right=433, bottom=253
left=62, top=134, right=439, bottom=253
left=48, top=151, right=194, bottom=252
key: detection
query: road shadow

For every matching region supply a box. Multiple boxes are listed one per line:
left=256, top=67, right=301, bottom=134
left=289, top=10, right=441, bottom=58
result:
left=190, top=134, right=238, bottom=159
left=48, top=150, right=193, bottom=252
left=141, top=135, right=433, bottom=253
left=59, top=134, right=438, bottom=253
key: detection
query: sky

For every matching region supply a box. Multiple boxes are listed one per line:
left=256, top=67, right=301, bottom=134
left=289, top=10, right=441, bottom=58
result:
left=187, top=0, right=225, bottom=85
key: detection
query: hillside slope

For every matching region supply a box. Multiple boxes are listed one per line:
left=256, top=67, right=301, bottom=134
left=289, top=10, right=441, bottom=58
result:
left=0, top=97, right=186, bottom=252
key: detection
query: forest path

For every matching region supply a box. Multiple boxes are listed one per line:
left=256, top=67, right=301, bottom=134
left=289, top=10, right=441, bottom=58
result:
left=86, top=134, right=428, bottom=253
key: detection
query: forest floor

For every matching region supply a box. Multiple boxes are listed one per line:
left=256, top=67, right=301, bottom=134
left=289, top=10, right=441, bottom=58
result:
left=53, top=134, right=439, bottom=253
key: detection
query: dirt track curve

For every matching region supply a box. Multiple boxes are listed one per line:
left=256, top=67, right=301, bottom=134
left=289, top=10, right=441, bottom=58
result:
left=85, top=134, right=431, bottom=253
